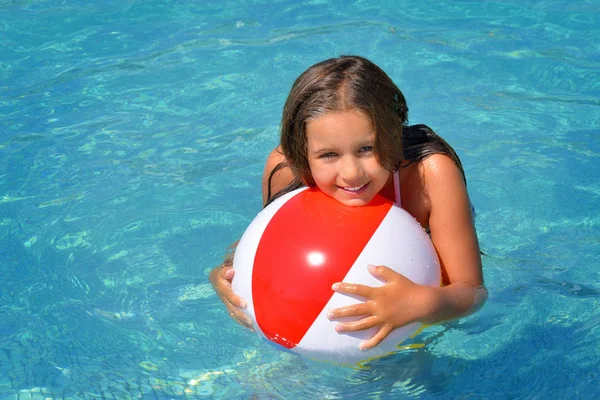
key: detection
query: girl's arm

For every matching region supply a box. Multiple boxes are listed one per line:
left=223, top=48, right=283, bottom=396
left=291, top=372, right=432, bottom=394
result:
left=209, top=147, right=294, bottom=328
left=423, top=153, right=487, bottom=321
left=329, top=154, right=487, bottom=349
left=208, top=243, right=253, bottom=329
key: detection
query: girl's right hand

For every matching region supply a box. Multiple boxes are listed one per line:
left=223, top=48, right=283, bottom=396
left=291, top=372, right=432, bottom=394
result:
left=209, top=265, right=254, bottom=330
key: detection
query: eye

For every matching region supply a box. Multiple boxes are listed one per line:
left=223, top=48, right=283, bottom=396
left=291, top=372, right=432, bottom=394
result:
left=319, top=152, right=337, bottom=159
left=358, top=145, right=374, bottom=154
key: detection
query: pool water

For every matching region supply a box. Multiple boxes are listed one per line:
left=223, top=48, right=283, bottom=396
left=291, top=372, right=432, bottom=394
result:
left=1, top=0, right=599, bottom=398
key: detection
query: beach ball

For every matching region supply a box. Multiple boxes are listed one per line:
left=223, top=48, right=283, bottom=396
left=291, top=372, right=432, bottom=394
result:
left=231, top=187, right=440, bottom=364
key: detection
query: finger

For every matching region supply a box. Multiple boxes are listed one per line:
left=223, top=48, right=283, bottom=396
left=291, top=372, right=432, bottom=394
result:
left=335, top=315, right=379, bottom=333
left=224, top=300, right=253, bottom=329
left=367, top=264, right=396, bottom=282
left=213, top=273, right=247, bottom=309
left=222, top=288, right=247, bottom=309
left=360, top=325, right=393, bottom=350
left=368, top=264, right=411, bottom=284
left=232, top=313, right=254, bottom=330
left=332, top=282, right=374, bottom=298
left=221, top=266, right=235, bottom=280
left=328, top=303, right=370, bottom=320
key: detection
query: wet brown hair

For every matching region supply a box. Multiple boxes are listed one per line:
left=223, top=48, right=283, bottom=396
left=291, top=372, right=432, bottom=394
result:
left=266, top=55, right=465, bottom=206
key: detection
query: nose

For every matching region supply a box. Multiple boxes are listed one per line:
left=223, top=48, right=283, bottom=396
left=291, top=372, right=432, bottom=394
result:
left=339, top=156, right=363, bottom=184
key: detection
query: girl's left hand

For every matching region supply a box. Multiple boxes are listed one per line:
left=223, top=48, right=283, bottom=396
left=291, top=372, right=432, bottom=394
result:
left=328, top=264, right=439, bottom=350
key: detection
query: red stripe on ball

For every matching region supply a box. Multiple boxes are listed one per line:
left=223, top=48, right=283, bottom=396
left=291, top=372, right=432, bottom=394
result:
left=252, top=187, right=392, bottom=348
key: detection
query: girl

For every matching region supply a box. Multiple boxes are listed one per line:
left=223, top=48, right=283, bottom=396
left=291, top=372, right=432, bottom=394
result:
left=210, top=55, right=487, bottom=350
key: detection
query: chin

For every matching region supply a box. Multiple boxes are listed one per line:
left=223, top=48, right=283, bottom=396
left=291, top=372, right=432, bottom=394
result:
left=334, top=195, right=375, bottom=207
left=318, top=187, right=376, bottom=207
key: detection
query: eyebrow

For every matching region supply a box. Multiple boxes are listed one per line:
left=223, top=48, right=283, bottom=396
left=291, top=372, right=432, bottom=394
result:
left=310, top=139, right=375, bottom=154
left=310, top=146, right=336, bottom=154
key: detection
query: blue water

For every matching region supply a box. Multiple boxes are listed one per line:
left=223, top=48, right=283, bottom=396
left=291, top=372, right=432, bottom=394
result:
left=1, top=0, right=599, bottom=398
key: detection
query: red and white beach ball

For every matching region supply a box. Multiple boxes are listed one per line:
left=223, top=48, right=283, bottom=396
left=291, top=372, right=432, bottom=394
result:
left=231, top=187, right=441, bottom=364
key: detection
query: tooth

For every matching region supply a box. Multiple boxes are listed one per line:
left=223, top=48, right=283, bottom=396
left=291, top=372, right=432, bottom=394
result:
left=346, top=185, right=362, bottom=191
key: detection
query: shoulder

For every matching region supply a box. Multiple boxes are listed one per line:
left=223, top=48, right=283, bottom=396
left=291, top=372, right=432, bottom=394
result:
left=261, top=146, right=294, bottom=205
left=420, top=153, right=469, bottom=211
left=264, top=146, right=286, bottom=170
left=399, top=153, right=466, bottom=227
left=421, top=153, right=465, bottom=186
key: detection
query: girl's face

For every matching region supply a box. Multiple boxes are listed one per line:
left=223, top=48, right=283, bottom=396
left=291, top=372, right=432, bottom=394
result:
left=305, top=110, right=390, bottom=207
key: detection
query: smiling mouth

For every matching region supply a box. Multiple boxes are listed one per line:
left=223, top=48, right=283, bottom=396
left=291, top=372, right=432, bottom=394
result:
left=338, top=182, right=369, bottom=194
